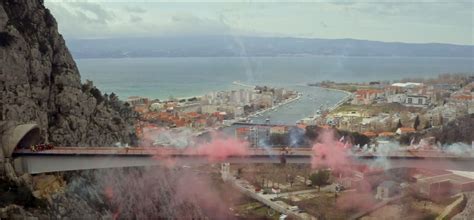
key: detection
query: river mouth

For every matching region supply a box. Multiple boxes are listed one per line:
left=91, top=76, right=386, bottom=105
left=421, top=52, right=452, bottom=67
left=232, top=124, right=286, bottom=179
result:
left=248, top=85, right=348, bottom=125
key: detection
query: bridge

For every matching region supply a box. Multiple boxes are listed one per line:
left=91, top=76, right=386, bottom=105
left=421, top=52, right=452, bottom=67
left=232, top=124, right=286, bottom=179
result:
left=232, top=122, right=289, bottom=127
left=2, top=123, right=474, bottom=176
left=10, top=147, right=474, bottom=174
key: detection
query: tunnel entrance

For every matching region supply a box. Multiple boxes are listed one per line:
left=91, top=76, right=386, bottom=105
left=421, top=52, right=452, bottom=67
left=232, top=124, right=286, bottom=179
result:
left=16, top=126, right=41, bottom=149
left=1, top=124, right=41, bottom=158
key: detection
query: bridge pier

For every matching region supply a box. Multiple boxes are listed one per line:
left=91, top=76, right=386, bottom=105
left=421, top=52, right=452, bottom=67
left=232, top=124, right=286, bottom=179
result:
left=221, top=163, right=231, bottom=181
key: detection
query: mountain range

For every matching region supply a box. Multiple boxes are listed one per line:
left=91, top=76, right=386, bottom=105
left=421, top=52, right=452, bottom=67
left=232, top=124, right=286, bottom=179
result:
left=66, top=36, right=473, bottom=59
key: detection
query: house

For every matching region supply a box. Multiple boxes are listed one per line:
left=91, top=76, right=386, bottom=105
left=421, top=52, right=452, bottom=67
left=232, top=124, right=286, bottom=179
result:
left=375, top=180, right=399, bottom=199
left=396, top=127, right=416, bottom=135
left=404, top=95, right=429, bottom=107
left=387, top=94, right=407, bottom=104
left=270, top=126, right=288, bottom=135
left=417, top=173, right=474, bottom=200
left=351, top=89, right=384, bottom=105
left=378, top=131, right=396, bottom=138
left=362, top=131, right=378, bottom=138
left=235, top=127, right=250, bottom=140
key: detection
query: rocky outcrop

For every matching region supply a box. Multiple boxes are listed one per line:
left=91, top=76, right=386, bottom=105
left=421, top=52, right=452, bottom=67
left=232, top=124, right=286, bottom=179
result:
left=0, top=0, right=136, bottom=146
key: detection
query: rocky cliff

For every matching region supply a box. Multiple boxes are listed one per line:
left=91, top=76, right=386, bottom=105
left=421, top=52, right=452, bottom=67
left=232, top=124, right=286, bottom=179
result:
left=0, top=0, right=135, bottom=146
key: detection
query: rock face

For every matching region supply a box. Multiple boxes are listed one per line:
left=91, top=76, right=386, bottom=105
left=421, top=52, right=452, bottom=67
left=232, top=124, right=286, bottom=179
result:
left=0, top=0, right=135, bottom=146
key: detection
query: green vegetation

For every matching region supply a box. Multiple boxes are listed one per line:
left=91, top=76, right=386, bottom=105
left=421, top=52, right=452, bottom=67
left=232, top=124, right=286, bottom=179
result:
left=414, top=115, right=420, bottom=130
left=283, top=192, right=352, bottom=219
left=334, top=103, right=424, bottom=116
left=309, top=169, right=330, bottom=191
left=305, top=125, right=370, bottom=146
left=233, top=202, right=279, bottom=219
left=90, top=87, right=104, bottom=104
left=397, top=119, right=403, bottom=129
left=269, top=133, right=288, bottom=146
left=399, top=114, right=474, bottom=145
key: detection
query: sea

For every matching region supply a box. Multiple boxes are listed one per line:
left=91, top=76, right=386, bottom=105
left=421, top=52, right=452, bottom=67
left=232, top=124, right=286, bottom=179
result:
left=76, top=56, right=473, bottom=125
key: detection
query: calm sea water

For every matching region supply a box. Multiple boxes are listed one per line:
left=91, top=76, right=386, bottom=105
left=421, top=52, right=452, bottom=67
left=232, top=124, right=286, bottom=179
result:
left=76, top=56, right=473, bottom=125
left=76, top=56, right=474, bottom=100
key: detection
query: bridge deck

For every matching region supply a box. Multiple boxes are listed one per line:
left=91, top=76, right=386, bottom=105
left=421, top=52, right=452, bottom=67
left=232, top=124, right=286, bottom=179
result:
left=12, top=147, right=473, bottom=159
left=11, top=147, right=474, bottom=174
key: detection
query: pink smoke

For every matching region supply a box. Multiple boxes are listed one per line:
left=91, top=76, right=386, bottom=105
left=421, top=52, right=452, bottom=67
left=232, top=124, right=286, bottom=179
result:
left=311, top=130, right=352, bottom=171
left=100, top=168, right=234, bottom=219
left=174, top=172, right=231, bottom=219
left=185, top=133, right=250, bottom=162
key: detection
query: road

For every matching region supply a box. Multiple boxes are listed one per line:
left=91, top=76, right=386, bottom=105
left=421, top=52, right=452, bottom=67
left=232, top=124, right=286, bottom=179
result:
left=12, top=147, right=474, bottom=174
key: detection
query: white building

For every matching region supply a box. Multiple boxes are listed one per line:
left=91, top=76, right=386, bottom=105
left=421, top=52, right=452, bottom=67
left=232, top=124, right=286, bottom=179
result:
left=149, top=102, right=164, bottom=112
left=404, top=95, right=428, bottom=107
left=387, top=94, right=407, bottom=104
left=391, top=82, right=422, bottom=88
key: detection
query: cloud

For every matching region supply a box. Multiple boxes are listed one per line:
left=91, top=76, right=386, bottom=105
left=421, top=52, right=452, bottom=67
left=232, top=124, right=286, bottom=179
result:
left=43, top=1, right=473, bottom=45
left=66, top=2, right=115, bottom=24
left=171, top=13, right=202, bottom=24
left=129, top=15, right=142, bottom=23
left=123, top=6, right=146, bottom=14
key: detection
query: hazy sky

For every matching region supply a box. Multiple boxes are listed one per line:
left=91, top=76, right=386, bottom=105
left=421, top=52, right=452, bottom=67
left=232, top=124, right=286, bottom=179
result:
left=44, top=0, right=473, bottom=45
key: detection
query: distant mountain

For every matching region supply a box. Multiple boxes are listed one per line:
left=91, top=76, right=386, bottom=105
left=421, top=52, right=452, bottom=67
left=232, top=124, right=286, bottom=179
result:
left=66, top=36, right=474, bottom=59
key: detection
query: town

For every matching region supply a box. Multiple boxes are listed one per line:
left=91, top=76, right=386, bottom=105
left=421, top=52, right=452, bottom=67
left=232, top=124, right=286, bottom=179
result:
left=119, top=73, right=474, bottom=219
left=126, top=84, right=299, bottom=147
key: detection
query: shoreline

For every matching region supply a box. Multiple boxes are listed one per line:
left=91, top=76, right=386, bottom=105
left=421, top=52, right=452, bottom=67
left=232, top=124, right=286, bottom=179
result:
left=231, top=81, right=303, bottom=122
left=232, top=82, right=352, bottom=126
left=247, top=92, right=303, bottom=119
left=297, top=86, right=353, bottom=124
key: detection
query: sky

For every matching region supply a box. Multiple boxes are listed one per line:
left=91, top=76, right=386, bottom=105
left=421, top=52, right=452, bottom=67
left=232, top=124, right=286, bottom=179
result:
left=44, top=0, right=474, bottom=45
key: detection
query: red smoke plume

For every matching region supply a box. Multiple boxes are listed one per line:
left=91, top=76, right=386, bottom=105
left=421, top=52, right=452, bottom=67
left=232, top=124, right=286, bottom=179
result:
left=185, top=133, right=250, bottom=162
left=311, top=130, right=352, bottom=171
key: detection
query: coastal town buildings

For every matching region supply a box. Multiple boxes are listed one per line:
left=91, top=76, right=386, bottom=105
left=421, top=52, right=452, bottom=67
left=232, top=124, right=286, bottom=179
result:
left=127, top=86, right=298, bottom=144
left=314, top=74, right=473, bottom=148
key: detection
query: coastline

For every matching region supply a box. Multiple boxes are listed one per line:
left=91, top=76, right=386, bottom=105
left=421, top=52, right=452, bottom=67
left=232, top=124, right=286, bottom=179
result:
left=232, top=81, right=352, bottom=125
left=296, top=86, right=353, bottom=124
left=247, top=92, right=303, bottom=119
left=231, top=81, right=303, bottom=121
left=320, top=87, right=353, bottom=112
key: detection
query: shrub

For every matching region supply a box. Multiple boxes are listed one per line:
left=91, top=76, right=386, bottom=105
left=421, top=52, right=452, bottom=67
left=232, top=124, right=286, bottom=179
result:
left=90, top=87, right=104, bottom=104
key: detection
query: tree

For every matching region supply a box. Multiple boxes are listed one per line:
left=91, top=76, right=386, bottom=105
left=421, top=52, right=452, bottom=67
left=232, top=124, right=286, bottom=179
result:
left=269, top=133, right=288, bottom=146
left=414, top=115, right=420, bottom=130
left=309, top=169, right=331, bottom=191
left=396, top=119, right=403, bottom=129
left=423, top=120, right=432, bottom=129
left=90, top=87, right=103, bottom=104
left=237, top=168, right=243, bottom=178
left=305, top=125, right=324, bottom=140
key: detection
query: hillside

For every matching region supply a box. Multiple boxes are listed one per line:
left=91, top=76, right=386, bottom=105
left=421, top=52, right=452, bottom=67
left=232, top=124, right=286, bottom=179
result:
left=0, top=0, right=135, bottom=146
